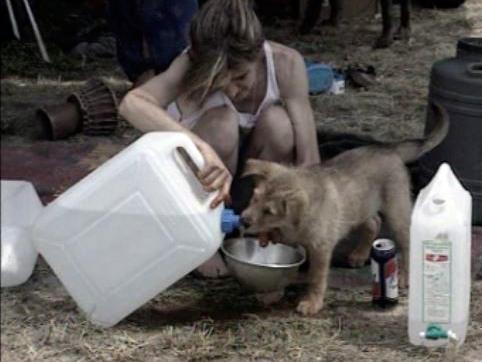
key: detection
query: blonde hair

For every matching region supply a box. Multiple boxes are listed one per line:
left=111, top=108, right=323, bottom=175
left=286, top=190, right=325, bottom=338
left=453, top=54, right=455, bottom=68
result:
left=182, top=0, right=264, bottom=104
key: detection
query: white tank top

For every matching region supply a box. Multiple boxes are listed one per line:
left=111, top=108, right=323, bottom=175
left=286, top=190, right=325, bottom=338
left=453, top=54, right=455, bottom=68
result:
left=167, top=41, right=280, bottom=129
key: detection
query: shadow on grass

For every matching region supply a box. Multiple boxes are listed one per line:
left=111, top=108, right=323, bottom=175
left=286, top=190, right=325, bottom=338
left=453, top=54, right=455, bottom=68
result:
left=123, top=277, right=309, bottom=329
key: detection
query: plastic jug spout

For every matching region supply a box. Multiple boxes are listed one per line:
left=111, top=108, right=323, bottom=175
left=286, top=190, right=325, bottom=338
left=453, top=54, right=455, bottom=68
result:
left=221, top=208, right=240, bottom=234
left=419, top=163, right=470, bottom=218
left=420, top=324, right=449, bottom=340
left=426, top=163, right=467, bottom=198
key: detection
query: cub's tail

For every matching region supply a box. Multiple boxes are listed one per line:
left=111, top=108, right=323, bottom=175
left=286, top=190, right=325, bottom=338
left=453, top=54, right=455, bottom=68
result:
left=392, top=102, right=449, bottom=163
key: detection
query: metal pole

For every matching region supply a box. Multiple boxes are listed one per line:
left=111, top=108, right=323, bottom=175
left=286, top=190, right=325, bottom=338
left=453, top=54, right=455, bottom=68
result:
left=22, top=0, right=51, bottom=63
left=6, top=0, right=21, bottom=40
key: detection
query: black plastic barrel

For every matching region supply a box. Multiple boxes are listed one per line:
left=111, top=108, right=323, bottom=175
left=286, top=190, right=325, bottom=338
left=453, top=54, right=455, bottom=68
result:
left=419, top=37, right=482, bottom=225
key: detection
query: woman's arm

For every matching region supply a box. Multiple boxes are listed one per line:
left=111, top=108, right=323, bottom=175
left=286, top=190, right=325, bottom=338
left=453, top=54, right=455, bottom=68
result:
left=275, top=46, right=321, bottom=166
left=120, top=52, right=212, bottom=154
left=119, top=53, right=231, bottom=208
left=119, top=53, right=190, bottom=133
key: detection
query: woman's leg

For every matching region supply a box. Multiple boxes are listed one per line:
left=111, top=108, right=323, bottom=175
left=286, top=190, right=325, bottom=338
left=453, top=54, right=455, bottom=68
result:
left=245, top=104, right=295, bottom=163
left=191, top=105, right=239, bottom=278
left=230, top=105, right=295, bottom=213
left=191, top=105, right=239, bottom=174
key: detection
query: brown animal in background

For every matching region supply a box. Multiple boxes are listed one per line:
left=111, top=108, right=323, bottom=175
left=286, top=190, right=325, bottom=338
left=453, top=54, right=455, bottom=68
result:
left=240, top=103, right=448, bottom=315
left=300, top=0, right=411, bottom=48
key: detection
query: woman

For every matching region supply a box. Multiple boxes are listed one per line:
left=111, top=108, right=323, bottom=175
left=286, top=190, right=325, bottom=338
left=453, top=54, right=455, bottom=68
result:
left=119, top=0, right=320, bottom=277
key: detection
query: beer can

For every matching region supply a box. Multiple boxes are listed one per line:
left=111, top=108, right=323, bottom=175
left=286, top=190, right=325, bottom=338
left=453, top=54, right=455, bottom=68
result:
left=371, top=238, right=399, bottom=307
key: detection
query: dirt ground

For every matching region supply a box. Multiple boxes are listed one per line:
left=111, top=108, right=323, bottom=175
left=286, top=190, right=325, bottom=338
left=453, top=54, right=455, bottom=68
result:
left=1, top=1, right=482, bottom=361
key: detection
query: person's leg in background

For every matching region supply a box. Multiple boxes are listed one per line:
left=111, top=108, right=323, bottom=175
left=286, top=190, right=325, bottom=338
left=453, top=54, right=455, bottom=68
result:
left=107, top=0, right=197, bottom=86
left=141, top=0, right=198, bottom=76
left=107, top=0, right=146, bottom=83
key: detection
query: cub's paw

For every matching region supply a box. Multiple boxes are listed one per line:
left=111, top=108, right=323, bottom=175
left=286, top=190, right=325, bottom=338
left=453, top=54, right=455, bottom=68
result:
left=296, top=297, right=323, bottom=316
left=347, top=250, right=369, bottom=268
left=256, top=290, right=284, bottom=306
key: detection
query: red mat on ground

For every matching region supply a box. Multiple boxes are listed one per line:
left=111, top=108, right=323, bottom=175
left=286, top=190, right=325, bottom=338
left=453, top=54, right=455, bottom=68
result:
left=1, top=141, right=121, bottom=204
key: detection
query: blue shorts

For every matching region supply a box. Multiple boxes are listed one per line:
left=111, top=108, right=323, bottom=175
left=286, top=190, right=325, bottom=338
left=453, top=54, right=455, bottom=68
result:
left=107, top=0, right=198, bottom=81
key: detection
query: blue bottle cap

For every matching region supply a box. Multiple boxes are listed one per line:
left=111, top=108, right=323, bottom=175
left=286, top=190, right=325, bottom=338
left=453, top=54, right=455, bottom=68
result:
left=221, top=208, right=240, bottom=234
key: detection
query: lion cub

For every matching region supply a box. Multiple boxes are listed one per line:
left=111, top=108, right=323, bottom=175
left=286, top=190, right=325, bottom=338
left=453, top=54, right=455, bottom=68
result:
left=240, top=103, right=449, bottom=315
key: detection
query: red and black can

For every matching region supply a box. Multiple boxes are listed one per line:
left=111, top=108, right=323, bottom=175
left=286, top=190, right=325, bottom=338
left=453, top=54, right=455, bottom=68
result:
left=371, top=238, right=399, bottom=308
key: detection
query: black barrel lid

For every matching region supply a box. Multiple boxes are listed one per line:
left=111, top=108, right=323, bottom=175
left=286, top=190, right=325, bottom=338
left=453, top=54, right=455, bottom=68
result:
left=457, top=37, right=482, bottom=60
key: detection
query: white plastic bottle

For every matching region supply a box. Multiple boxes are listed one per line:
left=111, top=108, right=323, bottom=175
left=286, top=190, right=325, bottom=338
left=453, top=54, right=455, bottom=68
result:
left=32, top=132, right=240, bottom=327
left=408, top=163, right=472, bottom=347
left=1, top=180, right=43, bottom=287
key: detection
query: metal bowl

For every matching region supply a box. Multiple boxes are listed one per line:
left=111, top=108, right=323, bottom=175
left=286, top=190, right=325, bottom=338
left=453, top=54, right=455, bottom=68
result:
left=221, top=237, right=306, bottom=293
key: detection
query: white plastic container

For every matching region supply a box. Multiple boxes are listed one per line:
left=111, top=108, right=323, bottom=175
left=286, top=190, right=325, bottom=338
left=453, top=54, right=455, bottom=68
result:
left=1, top=227, right=39, bottom=287
left=32, top=132, right=239, bottom=327
left=1, top=180, right=43, bottom=287
left=408, top=163, right=472, bottom=347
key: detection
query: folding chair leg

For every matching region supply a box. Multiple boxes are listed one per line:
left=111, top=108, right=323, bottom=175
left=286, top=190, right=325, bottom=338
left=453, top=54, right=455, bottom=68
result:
left=6, top=0, right=21, bottom=40
left=23, top=0, right=51, bottom=63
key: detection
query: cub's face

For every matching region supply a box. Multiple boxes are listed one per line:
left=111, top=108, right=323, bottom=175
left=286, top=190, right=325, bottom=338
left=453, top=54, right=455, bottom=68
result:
left=240, top=160, right=308, bottom=235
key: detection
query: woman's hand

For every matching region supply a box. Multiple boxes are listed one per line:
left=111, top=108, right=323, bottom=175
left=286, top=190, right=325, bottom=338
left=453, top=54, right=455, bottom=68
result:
left=194, top=140, right=232, bottom=209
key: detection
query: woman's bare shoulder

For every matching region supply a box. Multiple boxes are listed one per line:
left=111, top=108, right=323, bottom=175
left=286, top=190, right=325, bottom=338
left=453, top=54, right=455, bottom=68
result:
left=269, top=41, right=303, bottom=61
left=268, top=41, right=306, bottom=94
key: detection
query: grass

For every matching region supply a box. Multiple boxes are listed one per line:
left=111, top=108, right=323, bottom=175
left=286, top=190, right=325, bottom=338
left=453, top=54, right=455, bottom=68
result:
left=2, top=259, right=481, bottom=361
left=1, top=0, right=482, bottom=361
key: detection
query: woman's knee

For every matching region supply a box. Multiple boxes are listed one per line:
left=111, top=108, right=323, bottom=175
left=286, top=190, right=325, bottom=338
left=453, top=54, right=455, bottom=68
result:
left=253, top=105, right=294, bottom=161
left=193, top=106, right=239, bottom=160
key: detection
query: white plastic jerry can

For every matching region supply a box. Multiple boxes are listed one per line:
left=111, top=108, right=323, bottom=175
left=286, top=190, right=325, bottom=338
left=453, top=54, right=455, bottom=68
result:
left=1, top=180, right=43, bottom=287
left=408, top=163, right=472, bottom=347
left=32, top=132, right=240, bottom=327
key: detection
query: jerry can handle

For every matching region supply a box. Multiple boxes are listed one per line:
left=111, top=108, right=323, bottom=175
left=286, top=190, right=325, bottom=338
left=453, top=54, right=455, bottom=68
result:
left=467, top=62, right=482, bottom=77
left=174, top=136, right=205, bottom=175
left=176, top=146, right=202, bottom=176
left=173, top=136, right=219, bottom=207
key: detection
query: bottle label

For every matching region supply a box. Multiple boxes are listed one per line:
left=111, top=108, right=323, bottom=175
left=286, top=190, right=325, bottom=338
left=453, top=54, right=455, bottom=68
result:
left=422, top=240, right=451, bottom=323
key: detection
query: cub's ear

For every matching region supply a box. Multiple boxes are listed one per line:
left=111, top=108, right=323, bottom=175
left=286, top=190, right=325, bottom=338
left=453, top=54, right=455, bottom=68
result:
left=242, top=159, right=287, bottom=182
left=280, top=189, right=309, bottom=226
